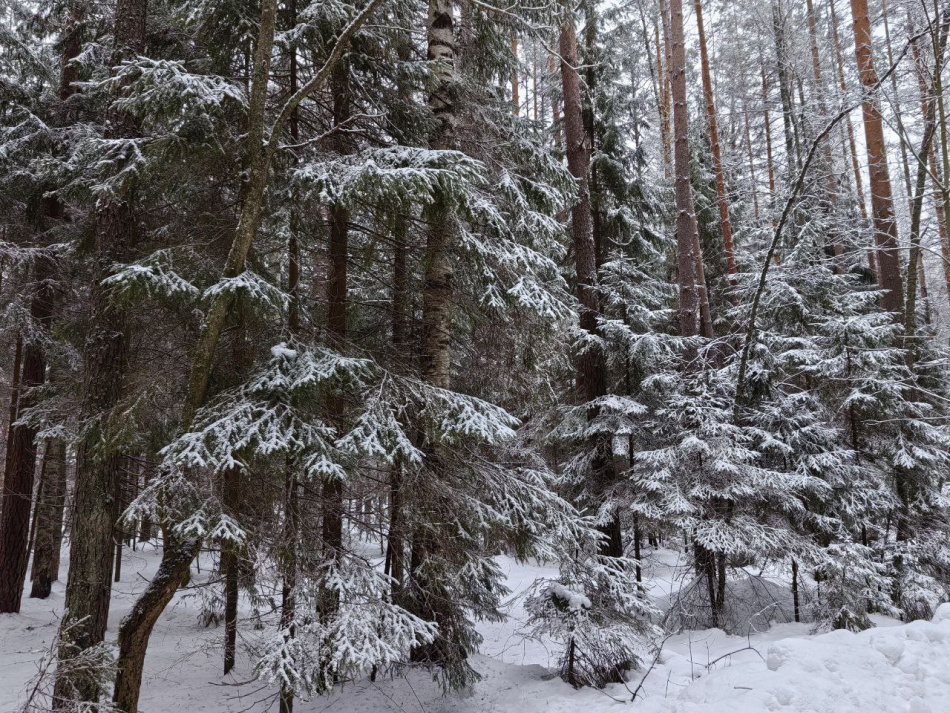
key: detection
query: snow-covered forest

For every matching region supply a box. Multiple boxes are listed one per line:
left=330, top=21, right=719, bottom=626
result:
left=2, top=0, right=950, bottom=710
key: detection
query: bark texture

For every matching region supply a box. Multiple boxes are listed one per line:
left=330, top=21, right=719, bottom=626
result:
left=30, top=440, right=68, bottom=599
left=850, top=0, right=905, bottom=318
left=55, top=0, right=146, bottom=703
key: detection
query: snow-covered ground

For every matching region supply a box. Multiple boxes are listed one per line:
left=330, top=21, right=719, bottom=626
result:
left=3, top=545, right=949, bottom=713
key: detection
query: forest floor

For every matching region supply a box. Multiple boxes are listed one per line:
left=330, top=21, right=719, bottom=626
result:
left=2, top=544, right=949, bottom=713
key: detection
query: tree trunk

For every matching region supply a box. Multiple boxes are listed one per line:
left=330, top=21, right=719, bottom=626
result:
left=850, top=0, right=905, bottom=319
left=659, top=0, right=675, bottom=181
left=55, top=1, right=146, bottom=702
left=742, top=98, right=760, bottom=221
left=2, top=335, right=23, bottom=483
left=320, top=60, right=352, bottom=624
left=560, top=15, right=621, bottom=556
left=0, top=253, right=53, bottom=612
left=880, top=0, right=914, bottom=210
left=30, top=440, right=67, bottom=599
left=805, top=0, right=844, bottom=265
left=772, top=1, right=801, bottom=177
left=222, top=467, right=240, bottom=674
left=112, top=537, right=202, bottom=713
left=830, top=0, right=875, bottom=272
left=694, top=0, right=736, bottom=278
left=669, top=0, right=699, bottom=342
left=511, top=32, right=519, bottom=115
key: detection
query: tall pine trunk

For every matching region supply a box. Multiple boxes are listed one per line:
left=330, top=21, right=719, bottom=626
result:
left=560, top=14, right=621, bottom=557
left=849, top=0, right=905, bottom=318
left=694, top=0, right=736, bottom=278
left=670, top=0, right=699, bottom=343
left=55, top=0, right=146, bottom=703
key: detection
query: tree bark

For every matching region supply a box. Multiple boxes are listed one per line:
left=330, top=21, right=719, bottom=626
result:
left=669, top=0, right=699, bottom=342
left=772, top=1, right=801, bottom=177
left=850, top=0, right=905, bottom=318
left=30, top=440, right=67, bottom=599
left=111, top=0, right=385, bottom=705
left=0, top=252, right=53, bottom=612
left=560, top=15, right=621, bottom=556
left=55, top=0, right=146, bottom=703
left=321, top=59, right=351, bottom=621
left=694, top=0, right=737, bottom=278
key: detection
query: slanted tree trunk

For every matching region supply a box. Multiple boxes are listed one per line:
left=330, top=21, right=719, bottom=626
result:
left=912, top=34, right=950, bottom=305
left=850, top=0, right=905, bottom=318
left=54, top=1, right=146, bottom=703
left=111, top=0, right=385, bottom=706
left=30, top=440, right=67, bottom=599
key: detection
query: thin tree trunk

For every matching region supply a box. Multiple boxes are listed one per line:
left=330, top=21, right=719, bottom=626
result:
left=791, top=558, right=801, bottom=623
left=850, top=0, right=905, bottom=318
left=806, top=0, right=845, bottom=265
left=904, top=9, right=949, bottom=357
left=761, top=66, right=779, bottom=239
left=773, top=1, right=801, bottom=177
left=743, top=97, right=760, bottom=221
left=880, top=0, right=914, bottom=210
left=280, top=8, right=300, bottom=707
left=222, top=467, right=240, bottom=674
left=913, top=37, right=950, bottom=305
left=659, top=0, right=674, bottom=181
left=511, top=32, right=519, bottom=115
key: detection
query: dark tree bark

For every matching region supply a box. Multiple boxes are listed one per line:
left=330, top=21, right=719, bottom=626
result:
left=0, top=252, right=54, bottom=612
left=111, top=0, right=383, bottom=705
left=319, top=60, right=352, bottom=625
left=30, top=440, right=68, bottom=599
left=560, top=14, right=621, bottom=557
left=55, top=1, right=147, bottom=703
